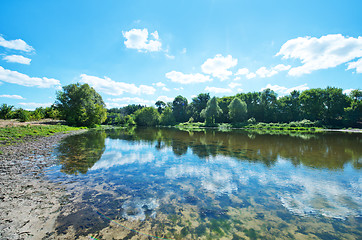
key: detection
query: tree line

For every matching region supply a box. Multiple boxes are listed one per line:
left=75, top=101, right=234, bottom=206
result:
left=107, top=87, right=361, bottom=128
left=0, top=84, right=361, bottom=128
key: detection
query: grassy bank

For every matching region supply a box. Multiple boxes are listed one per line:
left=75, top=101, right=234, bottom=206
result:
left=174, top=121, right=324, bottom=133
left=0, top=124, right=84, bottom=147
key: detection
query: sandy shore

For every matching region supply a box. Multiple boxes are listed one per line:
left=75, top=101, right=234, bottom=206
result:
left=0, top=130, right=84, bottom=240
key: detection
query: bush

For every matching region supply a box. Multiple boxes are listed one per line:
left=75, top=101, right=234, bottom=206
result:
left=134, top=107, right=160, bottom=126
left=247, top=117, right=256, bottom=124
left=0, top=104, right=14, bottom=119
left=16, top=109, right=31, bottom=122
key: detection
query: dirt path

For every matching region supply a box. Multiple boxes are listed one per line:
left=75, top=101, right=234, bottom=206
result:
left=0, top=129, right=84, bottom=239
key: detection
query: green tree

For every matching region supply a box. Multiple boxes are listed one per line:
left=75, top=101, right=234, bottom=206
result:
left=134, top=107, right=160, bottom=126
left=300, top=88, right=325, bottom=121
left=323, top=87, right=350, bottom=125
left=172, top=95, right=189, bottom=122
left=260, top=88, right=278, bottom=122
left=155, top=100, right=166, bottom=114
left=228, top=97, right=247, bottom=123
left=55, top=83, right=107, bottom=127
left=189, top=93, right=210, bottom=122
left=0, top=104, right=14, bottom=119
left=160, top=107, right=176, bottom=126
left=201, top=97, right=222, bottom=125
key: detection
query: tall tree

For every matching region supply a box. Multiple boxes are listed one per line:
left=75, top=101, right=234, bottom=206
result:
left=172, top=95, right=189, bottom=123
left=189, top=93, right=210, bottom=122
left=228, top=97, right=247, bottom=123
left=201, top=97, right=223, bottom=125
left=260, top=89, right=278, bottom=122
left=55, top=83, right=107, bottom=127
left=300, top=88, right=325, bottom=121
left=155, top=100, right=166, bottom=114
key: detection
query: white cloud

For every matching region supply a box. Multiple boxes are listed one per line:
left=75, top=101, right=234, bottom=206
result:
left=205, top=86, right=232, bottom=94
left=153, top=82, right=166, bottom=87
left=235, top=68, right=249, bottom=76
left=162, top=87, right=170, bottom=91
left=0, top=94, right=25, bottom=99
left=165, top=53, right=175, bottom=59
left=0, top=66, right=60, bottom=88
left=274, top=64, right=292, bottom=72
left=0, top=36, right=34, bottom=52
left=123, top=28, right=162, bottom=52
left=343, top=88, right=355, bottom=95
left=228, top=82, right=242, bottom=89
left=233, top=76, right=241, bottom=81
left=246, top=72, right=256, bottom=79
left=277, top=34, right=362, bottom=76
left=174, top=87, right=184, bottom=91
left=18, top=102, right=52, bottom=110
left=201, top=54, right=238, bottom=80
left=3, top=55, right=31, bottom=65
left=107, top=97, right=151, bottom=104
left=157, top=96, right=174, bottom=103
left=347, top=58, right=362, bottom=73
left=80, top=74, right=156, bottom=96
left=256, top=67, right=278, bottom=78
left=165, top=71, right=212, bottom=84
left=181, top=48, right=187, bottom=54
left=261, top=83, right=309, bottom=95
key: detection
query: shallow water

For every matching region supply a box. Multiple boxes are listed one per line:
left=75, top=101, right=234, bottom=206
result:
left=47, top=127, right=362, bottom=239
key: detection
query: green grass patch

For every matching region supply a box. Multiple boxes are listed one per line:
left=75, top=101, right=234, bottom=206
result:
left=0, top=125, right=84, bottom=146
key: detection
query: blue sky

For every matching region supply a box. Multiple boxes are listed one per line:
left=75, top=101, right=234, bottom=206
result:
left=0, top=0, right=361, bottom=109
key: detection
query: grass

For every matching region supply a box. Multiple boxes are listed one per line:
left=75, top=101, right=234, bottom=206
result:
left=0, top=124, right=84, bottom=146
left=174, top=121, right=323, bottom=133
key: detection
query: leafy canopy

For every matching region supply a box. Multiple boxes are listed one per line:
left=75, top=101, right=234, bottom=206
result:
left=55, top=83, right=107, bottom=127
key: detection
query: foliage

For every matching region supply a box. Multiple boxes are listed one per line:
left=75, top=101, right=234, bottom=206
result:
left=16, top=108, right=31, bottom=122
left=0, top=104, right=14, bottom=119
left=201, top=97, right=223, bottom=125
left=55, top=83, right=107, bottom=127
left=172, top=95, right=189, bottom=123
left=160, top=107, right=176, bottom=126
left=155, top=100, right=166, bottom=114
left=228, top=97, right=247, bottom=123
left=134, top=107, right=160, bottom=126
left=188, top=93, right=210, bottom=122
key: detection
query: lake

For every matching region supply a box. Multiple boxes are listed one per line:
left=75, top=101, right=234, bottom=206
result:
left=47, top=127, right=362, bottom=239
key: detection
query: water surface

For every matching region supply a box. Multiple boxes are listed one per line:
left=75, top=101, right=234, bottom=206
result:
left=48, top=127, right=362, bottom=239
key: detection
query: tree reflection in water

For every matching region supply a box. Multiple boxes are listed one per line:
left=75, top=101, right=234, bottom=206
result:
left=54, top=130, right=106, bottom=174
left=106, top=127, right=361, bottom=170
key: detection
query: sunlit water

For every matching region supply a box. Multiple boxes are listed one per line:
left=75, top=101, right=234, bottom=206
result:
left=47, top=128, right=362, bottom=239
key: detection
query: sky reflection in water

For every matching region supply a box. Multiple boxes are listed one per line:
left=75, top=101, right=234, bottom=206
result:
left=49, top=128, right=362, bottom=239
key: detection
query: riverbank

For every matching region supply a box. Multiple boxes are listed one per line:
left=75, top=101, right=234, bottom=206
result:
left=173, top=122, right=362, bottom=133
left=0, top=127, right=85, bottom=239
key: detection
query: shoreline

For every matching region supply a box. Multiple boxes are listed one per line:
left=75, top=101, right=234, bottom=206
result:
left=0, top=130, right=85, bottom=239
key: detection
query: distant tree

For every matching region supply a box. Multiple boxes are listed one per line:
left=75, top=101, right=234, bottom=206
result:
left=344, top=89, right=362, bottom=127
left=228, top=97, right=247, bottom=123
left=134, top=107, right=160, bottom=126
left=172, top=95, right=189, bottom=122
left=201, top=97, right=222, bottom=125
left=55, top=83, right=107, bottom=127
left=155, top=100, right=166, bottom=114
left=123, top=104, right=144, bottom=115
left=160, top=107, right=176, bottom=126
left=217, top=96, right=233, bottom=123
left=260, top=88, right=278, bottom=122
left=323, top=87, right=350, bottom=125
left=189, top=93, right=210, bottom=122
left=0, top=104, right=14, bottom=119
left=299, top=88, right=325, bottom=121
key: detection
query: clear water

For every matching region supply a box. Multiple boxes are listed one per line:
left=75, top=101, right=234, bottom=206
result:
left=47, top=127, right=362, bottom=239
